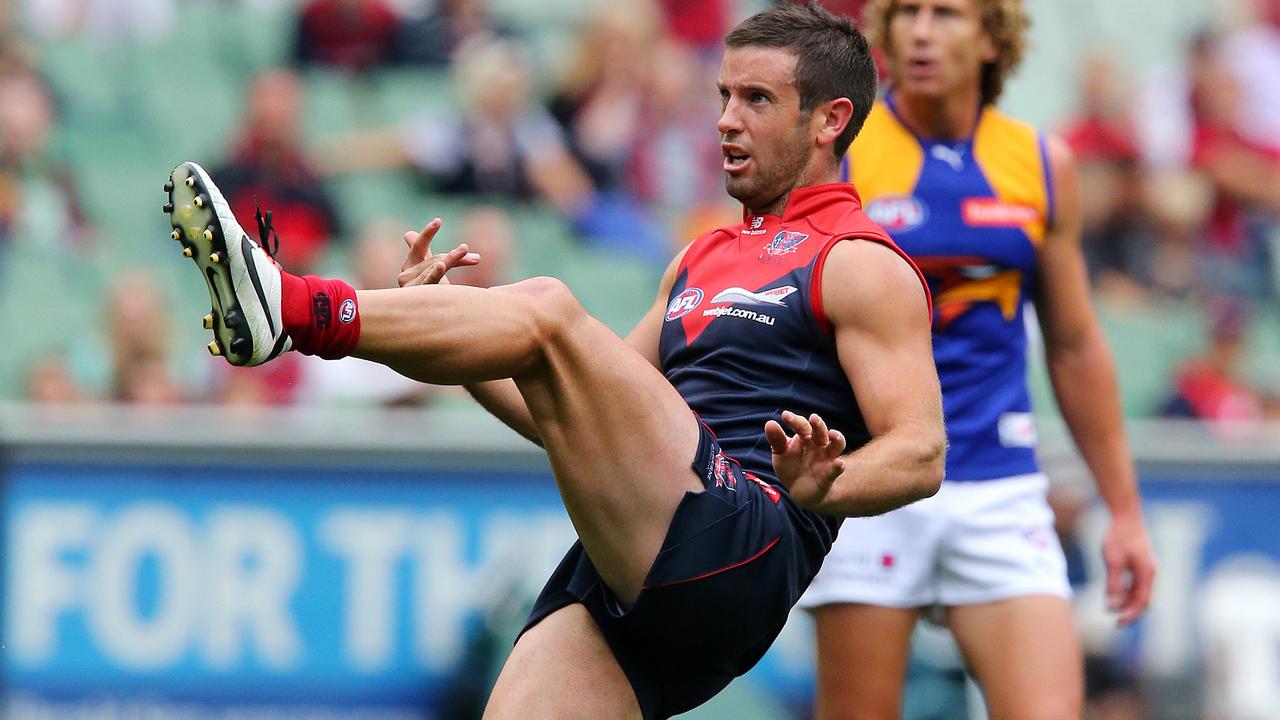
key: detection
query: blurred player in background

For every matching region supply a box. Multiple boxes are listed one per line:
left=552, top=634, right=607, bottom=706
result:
left=162, top=4, right=945, bottom=718
left=800, top=1, right=1157, bottom=718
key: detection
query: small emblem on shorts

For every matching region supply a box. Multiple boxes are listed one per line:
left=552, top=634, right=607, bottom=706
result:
left=339, top=298, right=357, bottom=324
left=708, top=449, right=737, bottom=491
left=881, top=553, right=895, bottom=569
left=665, top=287, right=704, bottom=321
left=745, top=472, right=780, bottom=503
left=1023, top=527, right=1051, bottom=549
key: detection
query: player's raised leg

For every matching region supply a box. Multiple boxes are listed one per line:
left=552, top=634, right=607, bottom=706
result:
left=354, top=275, right=705, bottom=602
left=165, top=160, right=702, bottom=605
left=945, top=596, right=1084, bottom=720
left=811, top=605, right=918, bottom=720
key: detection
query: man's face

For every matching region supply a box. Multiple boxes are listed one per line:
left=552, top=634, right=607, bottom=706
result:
left=717, top=46, right=813, bottom=211
left=884, top=0, right=994, bottom=101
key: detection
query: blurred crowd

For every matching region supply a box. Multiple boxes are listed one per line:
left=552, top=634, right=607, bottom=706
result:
left=2, top=0, right=1280, bottom=423
left=1061, top=1, right=1280, bottom=424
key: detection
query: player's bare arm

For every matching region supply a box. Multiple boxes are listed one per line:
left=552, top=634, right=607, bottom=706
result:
left=776, top=239, right=945, bottom=517
left=1036, top=135, right=1156, bottom=624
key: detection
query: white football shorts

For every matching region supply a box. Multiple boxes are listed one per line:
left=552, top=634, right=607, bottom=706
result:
left=800, top=473, right=1071, bottom=609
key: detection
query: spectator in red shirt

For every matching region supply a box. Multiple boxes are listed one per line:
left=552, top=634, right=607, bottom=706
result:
left=657, top=0, right=727, bottom=51
left=1058, top=54, right=1153, bottom=297
left=293, top=0, right=399, bottom=72
left=1167, top=295, right=1264, bottom=422
left=213, top=69, right=343, bottom=275
left=1161, top=296, right=1267, bottom=422
left=1189, top=41, right=1280, bottom=299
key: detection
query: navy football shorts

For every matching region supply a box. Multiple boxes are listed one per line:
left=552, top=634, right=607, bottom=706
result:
left=520, top=422, right=824, bottom=719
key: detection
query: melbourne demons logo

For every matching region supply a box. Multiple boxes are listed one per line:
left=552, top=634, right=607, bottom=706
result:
left=708, top=449, right=738, bottom=491
left=665, top=287, right=704, bottom=321
left=759, top=230, right=809, bottom=261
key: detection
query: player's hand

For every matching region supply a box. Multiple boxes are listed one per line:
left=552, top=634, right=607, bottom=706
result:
left=765, top=410, right=847, bottom=511
left=398, top=217, right=481, bottom=287
left=1102, top=509, right=1156, bottom=625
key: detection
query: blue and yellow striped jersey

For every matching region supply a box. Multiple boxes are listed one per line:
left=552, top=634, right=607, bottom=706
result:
left=846, top=95, right=1054, bottom=481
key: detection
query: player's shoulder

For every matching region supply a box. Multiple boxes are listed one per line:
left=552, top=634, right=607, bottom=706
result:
left=977, top=106, right=1077, bottom=201
left=978, top=105, right=1039, bottom=138
left=824, top=235, right=917, bottom=282
left=676, top=224, right=738, bottom=268
left=822, top=238, right=932, bottom=325
left=974, top=105, right=1048, bottom=159
left=688, top=223, right=739, bottom=249
left=806, top=197, right=891, bottom=244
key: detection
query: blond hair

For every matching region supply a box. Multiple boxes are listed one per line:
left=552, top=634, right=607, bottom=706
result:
left=863, top=0, right=1030, bottom=106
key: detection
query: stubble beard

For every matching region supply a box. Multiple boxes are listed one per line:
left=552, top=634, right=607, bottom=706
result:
left=724, top=129, right=812, bottom=214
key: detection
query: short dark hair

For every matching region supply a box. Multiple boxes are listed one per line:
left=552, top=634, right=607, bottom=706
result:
left=725, top=1, right=877, bottom=158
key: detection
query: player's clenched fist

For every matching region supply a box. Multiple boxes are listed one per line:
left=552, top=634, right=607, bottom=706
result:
left=765, top=410, right=847, bottom=511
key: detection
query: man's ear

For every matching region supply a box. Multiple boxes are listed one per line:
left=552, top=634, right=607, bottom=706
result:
left=814, top=97, right=854, bottom=150
left=979, top=31, right=998, bottom=63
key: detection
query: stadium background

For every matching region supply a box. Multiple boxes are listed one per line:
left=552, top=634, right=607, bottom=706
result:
left=2, top=0, right=1279, bottom=718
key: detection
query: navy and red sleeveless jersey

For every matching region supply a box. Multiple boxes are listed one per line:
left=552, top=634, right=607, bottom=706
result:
left=659, top=183, right=930, bottom=545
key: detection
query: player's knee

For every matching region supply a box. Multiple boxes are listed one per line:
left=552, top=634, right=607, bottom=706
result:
left=509, top=276, right=587, bottom=342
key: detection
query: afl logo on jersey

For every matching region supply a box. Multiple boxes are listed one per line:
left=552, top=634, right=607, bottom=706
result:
left=665, top=287, right=704, bottom=321
left=866, top=195, right=928, bottom=232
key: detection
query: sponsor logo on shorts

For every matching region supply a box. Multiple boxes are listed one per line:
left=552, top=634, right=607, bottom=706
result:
left=826, top=551, right=898, bottom=582
left=745, top=472, right=780, bottom=503
left=1023, top=527, right=1052, bottom=549
left=759, top=230, right=809, bottom=261
left=866, top=195, right=928, bottom=232
left=961, top=198, right=1039, bottom=227
left=665, top=287, right=704, bottom=321
left=339, top=298, right=357, bottom=324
